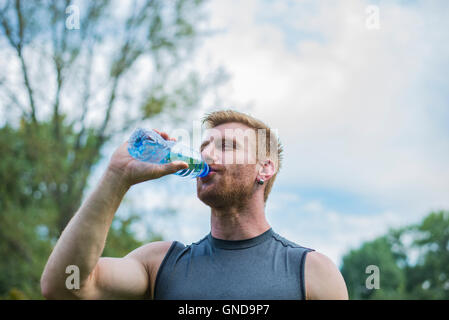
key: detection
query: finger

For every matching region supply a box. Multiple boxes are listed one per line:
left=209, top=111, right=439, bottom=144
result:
left=163, top=133, right=177, bottom=141
left=153, top=129, right=169, bottom=140
left=154, top=129, right=177, bottom=142
left=162, top=161, right=189, bottom=174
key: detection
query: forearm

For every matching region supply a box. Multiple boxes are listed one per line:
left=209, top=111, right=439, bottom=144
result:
left=41, top=167, right=130, bottom=297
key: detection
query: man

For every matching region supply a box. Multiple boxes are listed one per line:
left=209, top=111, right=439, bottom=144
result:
left=41, top=109, right=348, bottom=300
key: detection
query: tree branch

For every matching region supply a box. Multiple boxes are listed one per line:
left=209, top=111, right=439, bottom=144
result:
left=49, top=1, right=65, bottom=140
left=0, top=1, right=37, bottom=123
left=73, top=44, right=94, bottom=151
left=15, top=0, right=37, bottom=124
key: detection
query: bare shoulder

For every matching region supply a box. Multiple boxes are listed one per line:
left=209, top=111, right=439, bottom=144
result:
left=125, top=240, right=174, bottom=299
left=126, top=240, right=174, bottom=261
left=304, top=251, right=349, bottom=300
left=126, top=240, right=174, bottom=274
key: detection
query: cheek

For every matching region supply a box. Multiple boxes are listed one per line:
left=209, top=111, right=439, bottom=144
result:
left=221, top=151, right=235, bottom=165
left=226, top=164, right=256, bottom=181
left=222, top=148, right=253, bottom=165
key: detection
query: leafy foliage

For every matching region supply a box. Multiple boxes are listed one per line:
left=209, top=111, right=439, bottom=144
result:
left=0, top=0, right=214, bottom=299
left=341, top=210, right=449, bottom=299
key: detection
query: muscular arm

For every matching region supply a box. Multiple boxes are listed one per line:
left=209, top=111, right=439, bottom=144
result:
left=40, top=168, right=144, bottom=299
left=304, top=251, right=349, bottom=300
left=79, top=240, right=173, bottom=299
left=40, top=134, right=188, bottom=300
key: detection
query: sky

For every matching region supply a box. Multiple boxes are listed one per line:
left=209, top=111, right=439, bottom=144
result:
left=96, top=0, right=449, bottom=267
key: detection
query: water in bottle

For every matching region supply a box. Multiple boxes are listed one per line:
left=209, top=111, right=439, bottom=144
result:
left=127, top=128, right=210, bottom=178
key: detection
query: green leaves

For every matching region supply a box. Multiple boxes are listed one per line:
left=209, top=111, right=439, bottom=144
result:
left=341, top=236, right=406, bottom=299
left=341, top=210, right=449, bottom=299
left=142, top=94, right=170, bottom=118
left=0, top=0, right=216, bottom=299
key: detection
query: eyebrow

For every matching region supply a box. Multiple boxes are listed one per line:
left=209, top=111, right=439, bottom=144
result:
left=200, top=139, right=211, bottom=152
left=200, top=137, right=240, bottom=151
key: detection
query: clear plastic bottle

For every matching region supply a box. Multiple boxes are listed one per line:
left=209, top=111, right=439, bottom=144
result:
left=127, top=128, right=210, bottom=178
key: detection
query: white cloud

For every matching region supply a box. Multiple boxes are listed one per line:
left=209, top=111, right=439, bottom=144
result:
left=195, top=0, right=449, bottom=216
left=84, top=0, right=449, bottom=266
left=164, top=0, right=449, bottom=264
left=266, top=193, right=407, bottom=266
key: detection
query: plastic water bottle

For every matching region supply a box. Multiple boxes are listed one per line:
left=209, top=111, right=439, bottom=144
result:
left=127, top=128, right=210, bottom=178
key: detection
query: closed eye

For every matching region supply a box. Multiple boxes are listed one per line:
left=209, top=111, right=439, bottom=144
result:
left=221, top=140, right=235, bottom=150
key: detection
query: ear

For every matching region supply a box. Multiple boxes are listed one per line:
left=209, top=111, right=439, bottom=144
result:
left=257, top=159, right=275, bottom=182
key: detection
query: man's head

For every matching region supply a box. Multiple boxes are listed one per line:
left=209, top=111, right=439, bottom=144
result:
left=196, top=110, right=283, bottom=209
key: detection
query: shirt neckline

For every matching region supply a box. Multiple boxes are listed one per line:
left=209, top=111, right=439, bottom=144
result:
left=208, top=228, right=274, bottom=250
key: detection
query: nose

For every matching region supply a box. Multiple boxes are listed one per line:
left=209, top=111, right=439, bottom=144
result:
left=201, top=143, right=218, bottom=164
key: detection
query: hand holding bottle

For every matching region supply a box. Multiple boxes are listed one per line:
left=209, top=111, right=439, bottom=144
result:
left=107, top=129, right=189, bottom=187
left=127, top=127, right=210, bottom=179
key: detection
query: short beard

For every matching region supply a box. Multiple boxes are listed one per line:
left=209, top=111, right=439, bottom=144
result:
left=198, top=176, right=255, bottom=210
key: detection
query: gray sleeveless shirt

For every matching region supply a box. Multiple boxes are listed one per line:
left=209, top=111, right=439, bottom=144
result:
left=154, top=228, right=315, bottom=300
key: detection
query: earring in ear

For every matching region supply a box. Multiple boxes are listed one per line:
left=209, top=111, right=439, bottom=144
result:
left=257, top=178, right=264, bottom=185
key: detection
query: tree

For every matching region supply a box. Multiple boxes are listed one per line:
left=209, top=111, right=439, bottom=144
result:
left=402, top=211, right=449, bottom=299
left=0, top=0, right=222, bottom=299
left=340, top=210, right=449, bottom=300
left=341, top=235, right=406, bottom=299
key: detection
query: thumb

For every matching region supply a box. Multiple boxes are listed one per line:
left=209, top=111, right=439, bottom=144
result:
left=163, top=161, right=189, bottom=174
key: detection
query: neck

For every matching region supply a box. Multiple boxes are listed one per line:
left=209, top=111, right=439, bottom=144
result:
left=210, top=194, right=271, bottom=240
